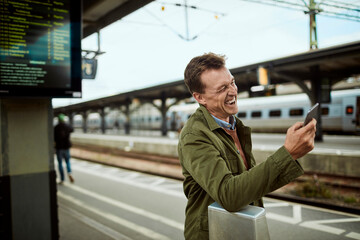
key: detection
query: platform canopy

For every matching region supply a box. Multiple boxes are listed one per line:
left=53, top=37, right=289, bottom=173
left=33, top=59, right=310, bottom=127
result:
left=232, top=40, right=360, bottom=93
left=83, top=0, right=154, bottom=38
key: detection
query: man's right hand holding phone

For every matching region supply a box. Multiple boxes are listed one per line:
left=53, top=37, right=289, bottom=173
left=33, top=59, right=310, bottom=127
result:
left=284, top=119, right=317, bottom=160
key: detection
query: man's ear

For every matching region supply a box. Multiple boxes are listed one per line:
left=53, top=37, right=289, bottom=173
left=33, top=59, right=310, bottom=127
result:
left=193, top=92, right=206, bottom=106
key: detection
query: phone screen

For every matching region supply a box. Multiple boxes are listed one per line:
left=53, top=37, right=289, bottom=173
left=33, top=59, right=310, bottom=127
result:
left=303, top=103, right=319, bottom=126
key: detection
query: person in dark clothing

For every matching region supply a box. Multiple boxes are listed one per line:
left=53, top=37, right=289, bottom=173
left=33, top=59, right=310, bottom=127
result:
left=54, top=113, right=74, bottom=184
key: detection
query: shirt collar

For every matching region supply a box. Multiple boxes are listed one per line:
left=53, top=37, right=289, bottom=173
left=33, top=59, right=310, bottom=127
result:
left=211, top=114, right=236, bottom=130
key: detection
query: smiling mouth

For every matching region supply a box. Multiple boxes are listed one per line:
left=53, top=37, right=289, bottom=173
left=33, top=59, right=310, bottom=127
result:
left=225, top=97, right=236, bottom=105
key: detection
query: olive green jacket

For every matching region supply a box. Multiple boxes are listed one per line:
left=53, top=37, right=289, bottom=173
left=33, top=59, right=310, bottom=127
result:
left=178, top=105, right=304, bottom=240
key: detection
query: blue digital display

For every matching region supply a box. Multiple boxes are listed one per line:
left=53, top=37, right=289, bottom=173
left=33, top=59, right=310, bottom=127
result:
left=0, top=0, right=81, bottom=97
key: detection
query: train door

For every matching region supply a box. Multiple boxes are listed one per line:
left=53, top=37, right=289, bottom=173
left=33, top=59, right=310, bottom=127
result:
left=342, top=95, right=358, bottom=132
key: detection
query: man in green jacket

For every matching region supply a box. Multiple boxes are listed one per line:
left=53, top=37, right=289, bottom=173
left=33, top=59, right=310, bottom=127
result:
left=178, top=53, right=317, bottom=240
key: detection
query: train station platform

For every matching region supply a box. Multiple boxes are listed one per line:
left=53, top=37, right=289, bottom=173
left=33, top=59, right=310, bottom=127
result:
left=70, top=132, right=360, bottom=178
left=55, top=158, right=360, bottom=240
left=58, top=203, right=120, bottom=240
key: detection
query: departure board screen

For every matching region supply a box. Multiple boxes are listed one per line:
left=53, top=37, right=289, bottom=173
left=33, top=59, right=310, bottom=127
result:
left=0, top=0, right=81, bottom=97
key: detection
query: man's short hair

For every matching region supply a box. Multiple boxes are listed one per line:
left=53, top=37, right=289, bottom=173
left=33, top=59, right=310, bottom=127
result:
left=184, top=53, right=226, bottom=94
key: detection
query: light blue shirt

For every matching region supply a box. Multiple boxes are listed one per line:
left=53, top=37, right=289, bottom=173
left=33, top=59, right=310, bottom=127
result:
left=211, top=115, right=236, bottom=130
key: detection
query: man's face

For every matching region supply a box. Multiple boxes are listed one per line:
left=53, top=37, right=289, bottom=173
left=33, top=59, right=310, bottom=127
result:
left=194, top=67, right=238, bottom=122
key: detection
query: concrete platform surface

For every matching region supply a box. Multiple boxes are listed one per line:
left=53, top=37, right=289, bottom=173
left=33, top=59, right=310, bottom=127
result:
left=59, top=203, right=130, bottom=240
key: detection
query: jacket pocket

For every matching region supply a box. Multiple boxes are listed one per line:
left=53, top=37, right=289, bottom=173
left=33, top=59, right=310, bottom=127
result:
left=220, top=148, right=240, bottom=174
left=226, top=157, right=240, bottom=175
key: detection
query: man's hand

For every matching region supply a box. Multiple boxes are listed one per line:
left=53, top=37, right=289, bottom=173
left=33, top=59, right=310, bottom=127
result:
left=284, top=119, right=317, bottom=160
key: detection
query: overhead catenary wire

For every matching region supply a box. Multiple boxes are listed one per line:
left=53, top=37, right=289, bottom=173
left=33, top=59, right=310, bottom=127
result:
left=236, top=0, right=360, bottom=49
left=143, top=8, right=188, bottom=40
left=121, top=0, right=359, bottom=42
left=155, top=1, right=226, bottom=17
left=151, top=0, right=227, bottom=41
left=237, top=0, right=360, bottom=22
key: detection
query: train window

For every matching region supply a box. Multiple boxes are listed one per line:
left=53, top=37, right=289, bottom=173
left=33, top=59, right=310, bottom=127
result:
left=269, top=110, right=281, bottom=117
left=251, top=111, right=262, bottom=118
left=289, top=108, right=304, bottom=116
left=321, top=107, right=329, bottom=116
left=237, top=112, right=247, bottom=118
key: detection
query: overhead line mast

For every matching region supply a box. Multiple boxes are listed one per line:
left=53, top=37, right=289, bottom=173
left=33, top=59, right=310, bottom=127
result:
left=156, top=0, right=226, bottom=41
left=238, top=0, right=360, bottom=49
left=308, top=0, right=320, bottom=49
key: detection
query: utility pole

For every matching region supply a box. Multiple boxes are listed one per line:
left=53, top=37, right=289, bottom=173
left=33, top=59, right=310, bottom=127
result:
left=305, top=0, right=321, bottom=50
left=239, top=0, right=360, bottom=49
left=156, top=1, right=225, bottom=41
left=184, top=0, right=190, bottom=41
left=309, top=0, right=318, bottom=49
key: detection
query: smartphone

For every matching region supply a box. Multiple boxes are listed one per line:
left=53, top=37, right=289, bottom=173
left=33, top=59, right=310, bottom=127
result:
left=303, top=103, right=319, bottom=126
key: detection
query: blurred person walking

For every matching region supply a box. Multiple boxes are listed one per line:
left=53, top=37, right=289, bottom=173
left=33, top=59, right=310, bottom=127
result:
left=54, top=113, right=74, bottom=184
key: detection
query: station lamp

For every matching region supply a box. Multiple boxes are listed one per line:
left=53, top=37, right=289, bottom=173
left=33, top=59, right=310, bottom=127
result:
left=250, top=66, right=275, bottom=97
left=257, top=66, right=269, bottom=86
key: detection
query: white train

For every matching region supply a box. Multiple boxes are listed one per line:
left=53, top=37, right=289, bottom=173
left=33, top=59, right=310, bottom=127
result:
left=72, top=89, right=360, bottom=134
left=234, top=89, right=359, bottom=133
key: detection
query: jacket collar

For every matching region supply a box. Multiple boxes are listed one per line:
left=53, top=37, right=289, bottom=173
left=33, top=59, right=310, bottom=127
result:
left=198, top=105, right=222, bottom=131
left=198, top=105, right=251, bottom=134
left=211, top=114, right=236, bottom=130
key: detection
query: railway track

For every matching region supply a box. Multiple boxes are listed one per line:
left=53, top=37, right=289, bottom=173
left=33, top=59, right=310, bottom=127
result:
left=70, top=144, right=360, bottom=215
